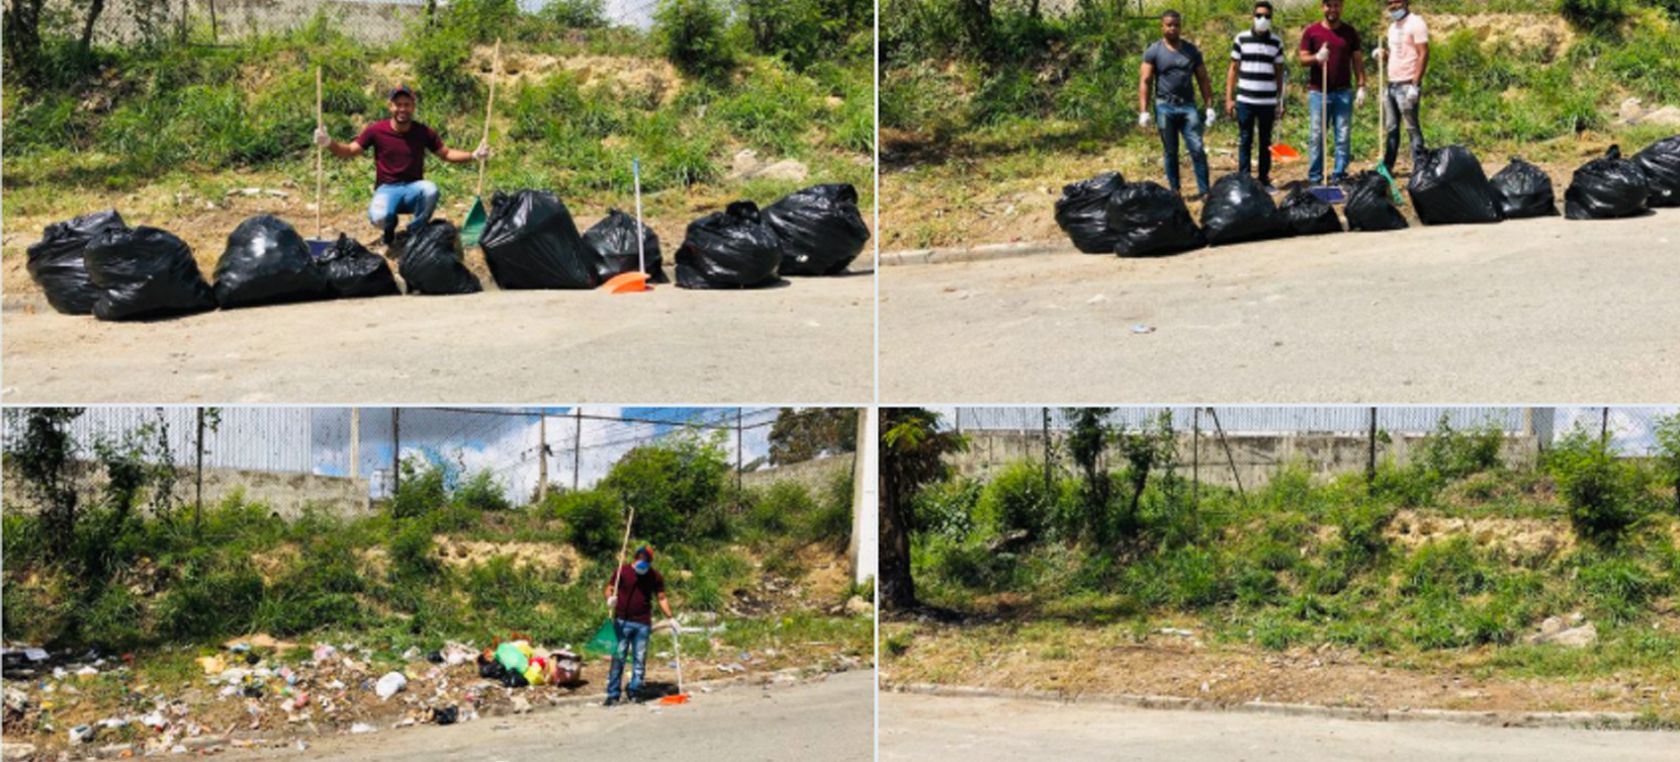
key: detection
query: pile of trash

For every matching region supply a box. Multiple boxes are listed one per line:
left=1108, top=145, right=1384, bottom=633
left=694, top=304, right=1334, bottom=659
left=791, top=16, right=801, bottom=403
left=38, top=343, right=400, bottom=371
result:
left=1, top=635, right=592, bottom=758
left=1046, top=133, right=1679, bottom=255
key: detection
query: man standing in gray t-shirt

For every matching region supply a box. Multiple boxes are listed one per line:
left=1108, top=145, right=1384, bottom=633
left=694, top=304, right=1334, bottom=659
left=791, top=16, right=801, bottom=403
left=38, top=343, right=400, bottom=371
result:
left=1138, top=10, right=1217, bottom=198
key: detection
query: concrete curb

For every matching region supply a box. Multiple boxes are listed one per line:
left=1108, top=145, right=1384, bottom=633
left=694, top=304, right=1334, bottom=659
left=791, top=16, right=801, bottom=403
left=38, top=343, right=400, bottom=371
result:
left=887, top=682, right=1650, bottom=731
left=879, top=240, right=1072, bottom=267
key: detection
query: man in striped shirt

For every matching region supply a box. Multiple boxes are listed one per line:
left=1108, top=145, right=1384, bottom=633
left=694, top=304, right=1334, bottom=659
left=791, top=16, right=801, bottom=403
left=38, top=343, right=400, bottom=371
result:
left=1225, top=1, right=1287, bottom=192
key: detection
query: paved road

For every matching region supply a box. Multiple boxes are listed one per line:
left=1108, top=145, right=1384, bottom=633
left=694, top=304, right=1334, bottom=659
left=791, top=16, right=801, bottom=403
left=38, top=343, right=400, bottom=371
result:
left=1, top=275, right=872, bottom=403
left=880, top=691, right=1680, bottom=761
left=222, top=671, right=873, bottom=762
left=879, top=210, right=1680, bottom=402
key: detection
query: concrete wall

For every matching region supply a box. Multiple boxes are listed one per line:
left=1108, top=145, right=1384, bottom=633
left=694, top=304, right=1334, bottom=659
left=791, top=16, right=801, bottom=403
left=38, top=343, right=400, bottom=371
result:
left=741, top=453, right=855, bottom=494
left=950, top=431, right=1539, bottom=489
left=3, top=464, right=369, bottom=519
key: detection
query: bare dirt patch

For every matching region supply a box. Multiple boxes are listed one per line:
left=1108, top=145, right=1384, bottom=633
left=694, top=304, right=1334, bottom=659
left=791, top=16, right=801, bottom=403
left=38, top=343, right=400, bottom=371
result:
left=882, top=621, right=1680, bottom=715
left=1428, top=13, right=1578, bottom=60
left=1386, top=509, right=1576, bottom=558
left=435, top=536, right=582, bottom=577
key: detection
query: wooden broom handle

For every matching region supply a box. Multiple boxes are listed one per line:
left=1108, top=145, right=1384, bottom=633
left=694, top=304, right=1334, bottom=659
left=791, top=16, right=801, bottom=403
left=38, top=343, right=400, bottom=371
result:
left=316, top=66, right=324, bottom=241
left=477, top=39, right=500, bottom=199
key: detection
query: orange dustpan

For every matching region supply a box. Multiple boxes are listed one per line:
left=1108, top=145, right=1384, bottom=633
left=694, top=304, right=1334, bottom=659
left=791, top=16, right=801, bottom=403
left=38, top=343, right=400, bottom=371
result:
left=656, top=624, right=690, bottom=705
left=604, top=157, right=652, bottom=295
left=1271, top=143, right=1302, bottom=163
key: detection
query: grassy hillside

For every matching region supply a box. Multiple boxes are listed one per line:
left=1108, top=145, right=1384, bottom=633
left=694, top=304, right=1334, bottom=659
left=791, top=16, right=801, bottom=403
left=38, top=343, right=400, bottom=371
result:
left=880, top=0, right=1680, bottom=249
left=883, top=416, right=1680, bottom=720
left=2, top=418, right=870, bottom=753
left=1, top=0, right=874, bottom=293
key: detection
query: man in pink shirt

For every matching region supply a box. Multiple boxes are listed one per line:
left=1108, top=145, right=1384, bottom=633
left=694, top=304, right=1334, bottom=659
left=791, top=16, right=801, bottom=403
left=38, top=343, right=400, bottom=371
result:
left=1375, top=0, right=1430, bottom=173
left=314, top=85, right=488, bottom=249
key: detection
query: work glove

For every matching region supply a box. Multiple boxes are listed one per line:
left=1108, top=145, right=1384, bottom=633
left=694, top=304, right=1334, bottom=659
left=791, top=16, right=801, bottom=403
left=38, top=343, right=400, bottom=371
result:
left=472, top=142, right=490, bottom=160
left=1372, top=47, right=1385, bottom=60
left=1204, top=107, right=1216, bottom=128
left=313, top=127, right=330, bottom=147
left=1354, top=88, right=1367, bottom=109
left=1314, top=46, right=1329, bottom=63
left=1137, top=111, right=1152, bottom=129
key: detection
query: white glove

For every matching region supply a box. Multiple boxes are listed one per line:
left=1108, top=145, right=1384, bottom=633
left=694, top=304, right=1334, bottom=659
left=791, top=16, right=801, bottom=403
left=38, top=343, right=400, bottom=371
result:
left=472, top=142, right=490, bottom=160
left=1373, top=47, right=1385, bottom=60
left=1354, top=88, right=1367, bottom=109
left=313, top=127, right=331, bottom=147
left=1138, top=111, right=1152, bottom=129
left=1204, top=107, right=1216, bottom=127
left=1314, top=46, right=1330, bottom=63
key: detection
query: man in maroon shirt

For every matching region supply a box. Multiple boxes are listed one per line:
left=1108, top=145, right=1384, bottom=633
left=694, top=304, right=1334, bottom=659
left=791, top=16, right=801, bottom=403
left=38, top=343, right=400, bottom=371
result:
left=314, top=85, right=488, bottom=248
left=1296, top=0, right=1367, bottom=185
left=602, top=546, right=674, bottom=706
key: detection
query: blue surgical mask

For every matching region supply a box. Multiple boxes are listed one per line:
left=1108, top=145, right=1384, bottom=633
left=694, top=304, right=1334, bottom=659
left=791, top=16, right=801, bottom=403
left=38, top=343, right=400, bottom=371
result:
left=633, top=560, right=650, bottom=574
left=1391, top=8, right=1407, bottom=20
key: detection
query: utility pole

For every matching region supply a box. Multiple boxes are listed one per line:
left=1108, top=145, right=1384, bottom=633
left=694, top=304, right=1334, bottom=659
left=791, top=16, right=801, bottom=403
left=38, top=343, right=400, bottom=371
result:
left=572, top=407, right=582, bottom=492
left=1042, top=407, right=1051, bottom=494
left=195, top=408, right=205, bottom=539
left=1366, top=406, right=1378, bottom=487
left=349, top=408, right=360, bottom=479
left=849, top=408, right=867, bottom=580
left=391, top=408, right=401, bottom=498
left=1191, top=407, right=1200, bottom=518
left=537, top=412, right=549, bottom=504
left=736, top=408, right=744, bottom=493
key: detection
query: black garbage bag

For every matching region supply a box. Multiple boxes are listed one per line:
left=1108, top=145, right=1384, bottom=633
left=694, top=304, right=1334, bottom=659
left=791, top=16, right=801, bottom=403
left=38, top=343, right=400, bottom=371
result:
left=477, top=653, right=507, bottom=681
left=1344, top=172, right=1410, bottom=231
left=26, top=209, right=128, bottom=315
left=1278, top=187, right=1344, bottom=235
left=584, top=209, right=667, bottom=283
left=763, top=183, right=871, bottom=275
left=674, top=201, right=783, bottom=289
left=1633, top=135, right=1680, bottom=208
left=213, top=214, right=333, bottom=308
left=1488, top=157, right=1559, bottom=219
left=84, top=226, right=218, bottom=321
left=1054, top=171, right=1126, bottom=253
left=1565, top=145, right=1650, bottom=220
left=1406, top=145, right=1503, bottom=225
left=318, top=234, right=400, bottom=298
left=398, top=220, right=482, bottom=295
left=480, top=190, right=602, bottom=289
left=1200, top=173, right=1291, bottom=246
left=1104, top=181, right=1206, bottom=257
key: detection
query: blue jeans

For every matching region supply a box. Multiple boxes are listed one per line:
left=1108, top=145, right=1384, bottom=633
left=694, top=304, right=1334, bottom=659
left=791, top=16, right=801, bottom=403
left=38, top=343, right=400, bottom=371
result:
left=606, top=619, right=651, bottom=701
left=1235, top=102, right=1277, bottom=185
left=1307, top=90, right=1354, bottom=183
left=1155, top=103, right=1210, bottom=196
left=368, top=180, right=439, bottom=237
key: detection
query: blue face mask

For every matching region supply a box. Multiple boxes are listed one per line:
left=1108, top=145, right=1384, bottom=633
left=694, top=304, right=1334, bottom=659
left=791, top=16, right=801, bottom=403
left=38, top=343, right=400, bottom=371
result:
left=1391, top=8, right=1407, bottom=20
left=633, top=560, right=650, bottom=574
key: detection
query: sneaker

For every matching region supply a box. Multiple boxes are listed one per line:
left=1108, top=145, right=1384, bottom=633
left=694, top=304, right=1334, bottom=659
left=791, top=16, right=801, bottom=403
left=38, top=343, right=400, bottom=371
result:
left=603, top=696, right=621, bottom=707
left=1328, top=174, right=1348, bottom=186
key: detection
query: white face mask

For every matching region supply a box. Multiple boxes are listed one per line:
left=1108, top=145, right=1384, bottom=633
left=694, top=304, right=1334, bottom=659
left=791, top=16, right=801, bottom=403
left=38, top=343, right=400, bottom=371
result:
left=1254, top=17, right=1272, bottom=33
left=1391, top=8, right=1407, bottom=20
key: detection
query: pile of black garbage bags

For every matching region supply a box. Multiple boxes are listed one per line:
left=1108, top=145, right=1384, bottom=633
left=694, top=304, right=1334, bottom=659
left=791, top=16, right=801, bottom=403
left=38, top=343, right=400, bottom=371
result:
left=26, top=182, right=871, bottom=320
left=1052, top=134, right=1680, bottom=256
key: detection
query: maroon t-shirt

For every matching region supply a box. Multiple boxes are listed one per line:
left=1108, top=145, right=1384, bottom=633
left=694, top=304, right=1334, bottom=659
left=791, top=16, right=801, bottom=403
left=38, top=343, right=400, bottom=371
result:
left=354, top=120, right=444, bottom=186
left=1299, top=21, right=1362, bottom=92
left=611, top=565, right=665, bottom=625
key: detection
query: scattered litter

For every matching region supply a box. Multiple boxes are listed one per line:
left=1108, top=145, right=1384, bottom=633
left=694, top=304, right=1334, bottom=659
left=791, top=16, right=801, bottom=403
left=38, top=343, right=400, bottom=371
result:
left=431, top=706, right=459, bottom=726
left=374, top=672, right=407, bottom=700
left=349, top=722, right=376, bottom=734
left=1130, top=324, right=1155, bottom=335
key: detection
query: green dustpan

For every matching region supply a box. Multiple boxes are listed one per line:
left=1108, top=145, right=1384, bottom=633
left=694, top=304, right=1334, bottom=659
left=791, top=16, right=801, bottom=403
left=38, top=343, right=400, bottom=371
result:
left=461, top=198, right=488, bottom=247
left=584, top=618, right=618, bottom=658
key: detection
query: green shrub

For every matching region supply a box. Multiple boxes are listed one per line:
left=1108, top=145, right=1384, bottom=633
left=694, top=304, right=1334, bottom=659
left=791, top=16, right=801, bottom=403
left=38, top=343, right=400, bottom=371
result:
left=548, top=489, right=626, bottom=560
left=389, top=520, right=441, bottom=580
left=391, top=458, right=449, bottom=520
left=456, top=470, right=512, bottom=513
left=599, top=433, right=733, bottom=544
left=911, top=477, right=980, bottom=539
left=749, top=481, right=814, bottom=536
left=1416, top=416, right=1506, bottom=482
left=654, top=0, right=737, bottom=79
left=1559, top=0, right=1630, bottom=33
left=1547, top=429, right=1650, bottom=547
left=1576, top=552, right=1668, bottom=625
left=158, top=559, right=264, bottom=641
left=541, top=0, right=608, bottom=28
left=976, top=460, right=1056, bottom=540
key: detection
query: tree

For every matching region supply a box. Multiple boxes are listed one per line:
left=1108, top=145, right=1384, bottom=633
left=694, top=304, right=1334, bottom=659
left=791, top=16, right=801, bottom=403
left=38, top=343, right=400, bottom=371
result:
left=1063, top=407, right=1112, bottom=542
left=879, top=408, right=966, bottom=611
left=1655, top=413, right=1680, bottom=515
left=3, top=408, right=85, bottom=556
left=768, top=408, right=858, bottom=464
left=4, top=0, right=48, bottom=83
left=1114, top=411, right=1176, bottom=544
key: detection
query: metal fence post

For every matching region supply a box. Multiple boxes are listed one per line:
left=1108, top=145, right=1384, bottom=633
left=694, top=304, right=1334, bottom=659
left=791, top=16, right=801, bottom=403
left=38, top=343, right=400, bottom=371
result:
left=537, top=412, right=549, bottom=504
left=1367, top=406, right=1378, bottom=486
left=195, top=408, right=205, bottom=539
left=391, top=408, right=401, bottom=498
left=1042, top=407, right=1051, bottom=494
left=349, top=408, right=360, bottom=479
left=1191, top=407, right=1200, bottom=523
left=736, top=408, right=744, bottom=494
left=1601, top=407, right=1610, bottom=444
left=1208, top=407, right=1246, bottom=507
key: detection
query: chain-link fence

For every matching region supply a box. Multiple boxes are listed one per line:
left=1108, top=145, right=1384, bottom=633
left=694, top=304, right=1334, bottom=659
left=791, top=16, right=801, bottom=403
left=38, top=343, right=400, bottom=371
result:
left=40, top=0, right=660, bottom=49
left=1, top=406, right=833, bottom=518
left=935, top=406, right=1678, bottom=491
